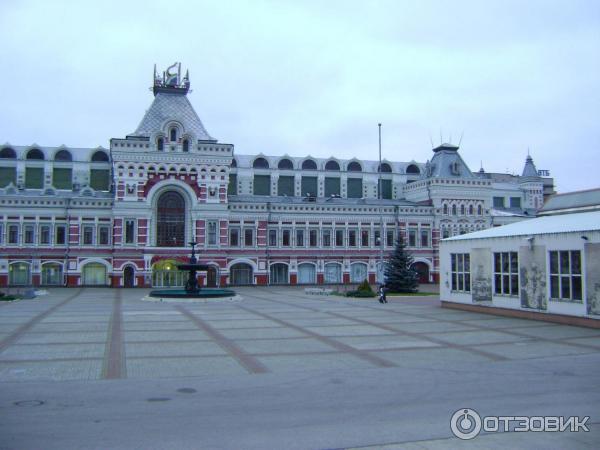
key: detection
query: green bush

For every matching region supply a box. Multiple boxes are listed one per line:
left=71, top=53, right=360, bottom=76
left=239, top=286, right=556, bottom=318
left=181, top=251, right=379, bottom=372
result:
left=357, top=279, right=374, bottom=294
left=0, top=295, right=21, bottom=301
left=346, top=280, right=376, bottom=298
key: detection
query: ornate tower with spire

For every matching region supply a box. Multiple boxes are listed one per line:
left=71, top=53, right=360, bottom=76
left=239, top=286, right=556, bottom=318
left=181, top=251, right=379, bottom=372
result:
left=519, top=153, right=544, bottom=210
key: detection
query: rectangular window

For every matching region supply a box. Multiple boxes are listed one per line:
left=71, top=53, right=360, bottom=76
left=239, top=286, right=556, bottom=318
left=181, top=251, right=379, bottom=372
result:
left=253, top=175, right=270, bottom=196
left=374, top=230, right=381, bottom=247
left=420, top=229, right=430, bottom=247
left=296, top=229, right=304, bottom=247
left=268, top=229, right=277, bottom=246
left=0, top=167, right=16, bottom=187
left=55, top=225, right=66, bottom=245
left=450, top=253, right=471, bottom=292
left=380, top=179, right=392, bottom=199
left=207, top=221, right=217, bottom=246
left=40, top=225, right=51, bottom=245
left=348, top=229, right=357, bottom=247
left=301, top=176, right=318, bottom=197
left=442, top=228, right=450, bottom=239
left=309, top=229, right=318, bottom=247
left=493, top=252, right=519, bottom=296
left=282, top=229, right=291, bottom=247
left=98, top=226, right=110, bottom=245
left=25, top=167, right=44, bottom=189
left=83, top=225, right=94, bottom=245
left=0, top=223, right=3, bottom=244
left=386, top=229, right=394, bottom=247
left=510, top=197, right=522, bottom=208
left=335, top=229, right=344, bottom=247
left=228, top=174, right=237, bottom=195
left=549, top=250, right=582, bottom=301
left=324, top=177, right=340, bottom=197
left=24, top=224, right=35, bottom=244
left=125, top=219, right=135, bottom=244
left=493, top=196, right=505, bottom=208
left=229, top=228, right=239, bottom=246
left=278, top=176, right=295, bottom=196
left=8, top=224, right=19, bottom=244
left=322, top=229, right=331, bottom=247
left=244, top=229, right=254, bottom=246
left=53, top=168, right=72, bottom=190
left=90, top=169, right=110, bottom=191
left=361, top=230, right=369, bottom=247
left=408, top=228, right=417, bottom=247
left=347, top=178, right=363, bottom=199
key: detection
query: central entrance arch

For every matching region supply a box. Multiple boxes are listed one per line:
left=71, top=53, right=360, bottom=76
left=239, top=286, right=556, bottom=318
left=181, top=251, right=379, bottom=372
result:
left=156, top=191, right=186, bottom=247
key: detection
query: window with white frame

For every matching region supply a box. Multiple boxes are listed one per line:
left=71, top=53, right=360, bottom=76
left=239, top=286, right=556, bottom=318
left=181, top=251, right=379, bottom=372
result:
left=229, top=228, right=240, bottom=247
left=0, top=223, right=3, bottom=244
left=98, top=226, right=110, bottom=245
left=282, top=229, right=291, bottom=247
left=39, top=224, right=51, bottom=244
left=268, top=229, right=277, bottom=247
left=408, top=228, right=417, bottom=247
left=348, top=229, right=357, bottom=247
left=296, top=229, right=304, bottom=247
left=450, top=253, right=471, bottom=292
left=124, top=219, right=136, bottom=244
left=244, top=228, right=254, bottom=247
left=420, top=228, right=430, bottom=247
left=335, top=229, right=344, bottom=247
left=322, top=229, right=331, bottom=247
left=494, top=252, right=519, bottom=296
left=309, top=229, right=318, bottom=247
left=24, top=224, right=35, bottom=244
left=82, top=225, right=94, bottom=245
left=8, top=224, right=19, bottom=244
left=55, top=225, right=66, bottom=245
left=549, top=251, right=582, bottom=301
left=207, top=221, right=218, bottom=246
left=386, top=229, right=394, bottom=247
left=361, top=229, right=369, bottom=247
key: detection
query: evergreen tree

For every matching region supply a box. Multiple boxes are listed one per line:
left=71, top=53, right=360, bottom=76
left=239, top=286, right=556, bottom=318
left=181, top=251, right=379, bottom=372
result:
left=384, top=235, right=419, bottom=293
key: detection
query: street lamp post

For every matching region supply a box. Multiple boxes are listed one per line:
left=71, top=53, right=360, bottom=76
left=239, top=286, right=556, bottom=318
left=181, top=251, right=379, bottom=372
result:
left=378, top=123, right=384, bottom=285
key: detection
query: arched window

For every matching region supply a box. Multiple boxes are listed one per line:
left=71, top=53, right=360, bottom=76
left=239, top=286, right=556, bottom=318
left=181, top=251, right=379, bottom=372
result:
left=325, top=160, right=340, bottom=171
left=277, top=158, right=294, bottom=170
left=26, top=148, right=44, bottom=160
left=461, top=205, right=465, bottom=215
left=477, top=205, right=483, bottom=215
left=406, top=164, right=420, bottom=174
left=54, top=150, right=72, bottom=161
left=230, top=159, right=237, bottom=168
left=452, top=204, right=457, bottom=215
left=253, top=157, right=269, bottom=169
left=469, top=205, right=474, bottom=215
left=157, top=137, right=164, bottom=151
left=169, top=127, right=177, bottom=142
left=347, top=161, right=362, bottom=172
left=182, top=139, right=189, bottom=152
left=91, top=151, right=109, bottom=162
left=443, top=204, right=448, bottom=215
left=0, top=148, right=16, bottom=159
left=378, top=163, right=392, bottom=173
left=230, top=263, right=253, bottom=285
left=301, top=159, right=317, bottom=170
left=156, top=191, right=186, bottom=247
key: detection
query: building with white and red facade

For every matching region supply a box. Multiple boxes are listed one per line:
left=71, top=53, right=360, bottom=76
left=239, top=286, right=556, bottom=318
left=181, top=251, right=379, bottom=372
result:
left=0, top=64, right=554, bottom=288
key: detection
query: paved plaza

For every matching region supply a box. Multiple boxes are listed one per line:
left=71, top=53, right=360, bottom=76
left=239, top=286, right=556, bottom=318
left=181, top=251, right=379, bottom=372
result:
left=1, top=287, right=599, bottom=449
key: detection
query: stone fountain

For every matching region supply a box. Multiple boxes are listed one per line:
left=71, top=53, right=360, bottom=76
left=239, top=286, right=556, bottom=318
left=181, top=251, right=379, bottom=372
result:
left=148, top=242, right=236, bottom=300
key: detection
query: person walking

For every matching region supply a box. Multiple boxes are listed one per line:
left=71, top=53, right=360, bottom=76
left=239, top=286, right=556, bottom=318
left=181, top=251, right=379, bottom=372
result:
left=378, top=284, right=387, bottom=304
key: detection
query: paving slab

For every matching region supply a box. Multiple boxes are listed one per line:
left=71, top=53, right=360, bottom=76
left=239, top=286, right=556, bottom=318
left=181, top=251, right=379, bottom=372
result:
left=0, top=343, right=105, bottom=360
left=126, top=356, right=246, bottom=378
left=124, top=330, right=211, bottom=342
left=14, top=332, right=108, bottom=344
left=125, top=341, right=227, bottom=357
left=334, top=335, right=441, bottom=351
left=257, top=352, right=377, bottom=373
left=0, top=359, right=102, bottom=381
left=483, top=341, right=597, bottom=360
left=234, top=338, right=337, bottom=354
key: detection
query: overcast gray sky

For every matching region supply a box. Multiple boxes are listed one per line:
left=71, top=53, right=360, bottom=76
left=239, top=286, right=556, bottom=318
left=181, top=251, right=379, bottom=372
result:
left=1, top=0, right=598, bottom=192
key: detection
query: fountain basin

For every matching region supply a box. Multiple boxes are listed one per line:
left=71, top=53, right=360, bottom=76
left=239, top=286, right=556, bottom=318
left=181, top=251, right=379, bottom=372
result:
left=149, top=288, right=236, bottom=299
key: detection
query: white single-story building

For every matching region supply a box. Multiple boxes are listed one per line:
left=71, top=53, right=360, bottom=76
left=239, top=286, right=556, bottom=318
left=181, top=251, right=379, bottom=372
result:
left=439, top=209, right=600, bottom=326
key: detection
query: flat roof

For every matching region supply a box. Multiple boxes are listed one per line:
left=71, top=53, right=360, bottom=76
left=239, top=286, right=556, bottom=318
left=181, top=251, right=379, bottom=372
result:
left=444, top=210, right=600, bottom=241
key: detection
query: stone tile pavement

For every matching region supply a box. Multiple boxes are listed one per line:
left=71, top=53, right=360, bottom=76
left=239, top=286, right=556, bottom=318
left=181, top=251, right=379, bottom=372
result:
left=1, top=286, right=600, bottom=382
